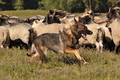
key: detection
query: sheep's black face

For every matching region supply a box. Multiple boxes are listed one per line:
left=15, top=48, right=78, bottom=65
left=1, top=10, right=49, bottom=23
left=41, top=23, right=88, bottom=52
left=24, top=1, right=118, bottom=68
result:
left=82, top=16, right=92, bottom=24
left=107, top=8, right=120, bottom=20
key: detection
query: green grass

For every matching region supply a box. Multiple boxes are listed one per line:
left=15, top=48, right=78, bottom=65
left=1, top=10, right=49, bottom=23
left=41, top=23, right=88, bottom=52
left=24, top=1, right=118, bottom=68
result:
left=0, top=47, right=120, bottom=80
left=0, top=10, right=118, bottom=80
left=0, top=9, right=48, bottom=19
left=0, top=10, right=106, bottom=19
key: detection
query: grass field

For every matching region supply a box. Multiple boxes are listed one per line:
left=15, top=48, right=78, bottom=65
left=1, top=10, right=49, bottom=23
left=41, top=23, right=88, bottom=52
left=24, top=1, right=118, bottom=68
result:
left=0, top=47, right=120, bottom=80
left=0, top=9, right=48, bottom=19
left=0, top=9, right=84, bottom=19
left=0, top=10, right=119, bottom=80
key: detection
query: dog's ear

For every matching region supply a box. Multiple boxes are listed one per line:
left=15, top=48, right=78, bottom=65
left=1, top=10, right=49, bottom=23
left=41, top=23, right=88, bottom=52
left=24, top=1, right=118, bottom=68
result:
left=78, top=17, right=83, bottom=23
left=74, top=17, right=78, bottom=24
left=63, top=27, right=72, bottom=35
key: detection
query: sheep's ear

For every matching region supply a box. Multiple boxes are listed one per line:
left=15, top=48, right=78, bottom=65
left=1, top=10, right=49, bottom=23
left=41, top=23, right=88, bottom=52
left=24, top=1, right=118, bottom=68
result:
left=49, top=10, right=52, bottom=13
left=34, top=20, right=39, bottom=24
left=26, top=18, right=29, bottom=22
left=49, top=9, right=54, bottom=15
left=78, top=17, right=83, bottom=23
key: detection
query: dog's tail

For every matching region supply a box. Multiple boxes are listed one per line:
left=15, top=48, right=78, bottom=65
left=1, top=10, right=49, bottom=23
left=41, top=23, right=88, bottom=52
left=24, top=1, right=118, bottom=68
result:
left=26, top=53, right=31, bottom=56
left=26, top=52, right=34, bottom=57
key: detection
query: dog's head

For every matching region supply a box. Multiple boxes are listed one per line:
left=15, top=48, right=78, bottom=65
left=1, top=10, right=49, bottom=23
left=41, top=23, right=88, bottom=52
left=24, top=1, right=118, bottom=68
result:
left=70, top=17, right=93, bottom=40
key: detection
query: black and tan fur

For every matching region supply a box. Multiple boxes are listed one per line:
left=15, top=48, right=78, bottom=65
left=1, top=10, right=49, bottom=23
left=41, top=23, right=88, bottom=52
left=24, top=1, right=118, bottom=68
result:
left=27, top=17, right=92, bottom=64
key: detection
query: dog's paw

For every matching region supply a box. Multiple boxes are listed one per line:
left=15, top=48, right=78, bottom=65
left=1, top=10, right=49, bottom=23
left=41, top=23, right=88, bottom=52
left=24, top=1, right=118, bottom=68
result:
left=83, top=62, right=89, bottom=65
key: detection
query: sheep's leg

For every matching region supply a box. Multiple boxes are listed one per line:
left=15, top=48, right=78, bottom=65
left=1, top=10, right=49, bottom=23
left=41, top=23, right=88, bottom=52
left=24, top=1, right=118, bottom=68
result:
left=6, top=46, right=9, bottom=49
left=0, top=45, right=3, bottom=48
left=96, top=42, right=100, bottom=51
left=114, top=45, right=120, bottom=54
left=99, top=41, right=103, bottom=53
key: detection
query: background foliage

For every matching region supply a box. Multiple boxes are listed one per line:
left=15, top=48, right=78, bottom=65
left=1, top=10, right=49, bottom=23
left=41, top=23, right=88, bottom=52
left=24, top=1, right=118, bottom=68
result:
left=0, top=0, right=120, bottom=13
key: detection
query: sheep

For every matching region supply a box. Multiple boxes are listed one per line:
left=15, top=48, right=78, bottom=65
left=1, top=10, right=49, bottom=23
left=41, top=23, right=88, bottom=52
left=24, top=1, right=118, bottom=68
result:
left=107, top=20, right=120, bottom=53
left=32, top=17, right=112, bottom=52
left=0, top=26, right=10, bottom=49
left=21, top=15, right=45, bottom=25
left=80, top=15, right=113, bottom=52
left=79, top=24, right=104, bottom=52
left=82, top=9, right=107, bottom=22
left=106, top=7, right=120, bottom=53
left=42, top=9, right=71, bottom=24
left=79, top=21, right=112, bottom=52
left=0, top=14, right=22, bottom=24
left=5, top=23, right=35, bottom=49
left=32, top=19, right=73, bottom=37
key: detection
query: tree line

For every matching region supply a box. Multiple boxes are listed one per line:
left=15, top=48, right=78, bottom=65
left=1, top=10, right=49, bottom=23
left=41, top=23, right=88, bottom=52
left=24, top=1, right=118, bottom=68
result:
left=0, top=0, right=120, bottom=13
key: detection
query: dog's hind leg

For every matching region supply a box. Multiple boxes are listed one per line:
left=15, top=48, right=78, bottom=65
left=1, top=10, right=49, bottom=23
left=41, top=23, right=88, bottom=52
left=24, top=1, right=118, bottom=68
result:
left=38, top=50, right=46, bottom=64
left=35, top=44, right=47, bottom=63
left=64, top=48, right=88, bottom=64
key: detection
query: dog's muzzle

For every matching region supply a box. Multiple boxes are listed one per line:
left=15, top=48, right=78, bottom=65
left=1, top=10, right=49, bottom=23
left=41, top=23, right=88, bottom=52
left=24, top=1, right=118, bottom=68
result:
left=81, top=30, right=92, bottom=40
left=87, top=30, right=93, bottom=35
left=81, top=33, right=87, bottom=40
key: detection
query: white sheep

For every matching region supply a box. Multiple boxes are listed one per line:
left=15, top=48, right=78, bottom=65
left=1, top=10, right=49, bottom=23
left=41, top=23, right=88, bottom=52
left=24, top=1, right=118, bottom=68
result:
left=107, top=20, right=120, bottom=53
left=5, top=23, right=34, bottom=49
left=0, top=26, right=10, bottom=48
left=79, top=23, right=112, bottom=52
left=32, top=19, right=72, bottom=37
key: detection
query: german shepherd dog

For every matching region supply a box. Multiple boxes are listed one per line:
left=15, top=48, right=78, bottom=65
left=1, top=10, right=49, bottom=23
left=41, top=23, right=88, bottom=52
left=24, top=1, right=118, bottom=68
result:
left=27, top=17, right=93, bottom=64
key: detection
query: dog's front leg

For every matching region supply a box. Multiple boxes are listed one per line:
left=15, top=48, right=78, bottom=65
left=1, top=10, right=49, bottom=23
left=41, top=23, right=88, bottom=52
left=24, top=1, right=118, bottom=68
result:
left=64, top=47, right=88, bottom=64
